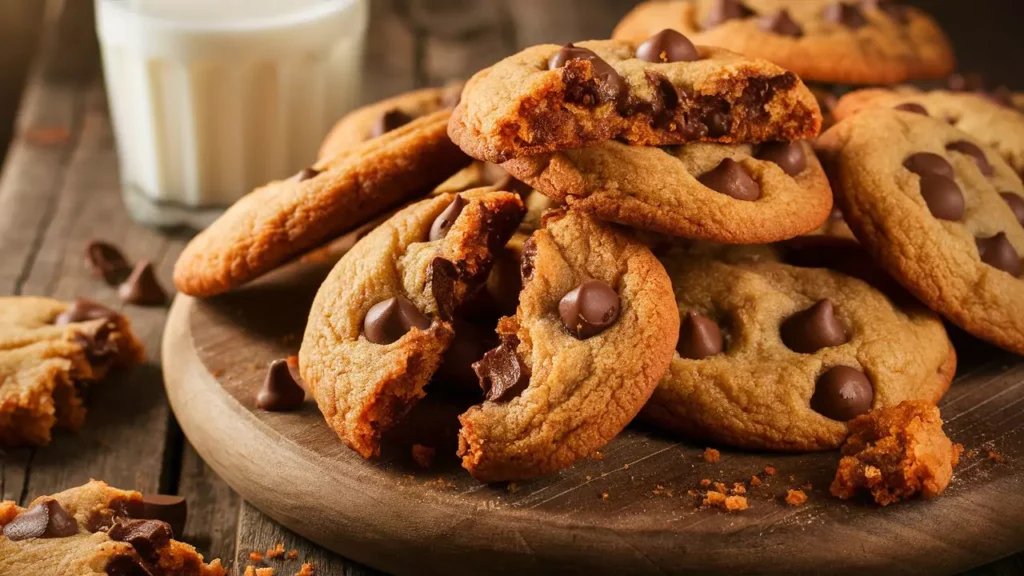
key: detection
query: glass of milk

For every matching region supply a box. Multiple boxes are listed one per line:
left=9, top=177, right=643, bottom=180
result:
left=95, top=0, right=368, bottom=228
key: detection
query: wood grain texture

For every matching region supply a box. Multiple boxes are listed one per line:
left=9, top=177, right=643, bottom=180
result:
left=164, top=262, right=1024, bottom=576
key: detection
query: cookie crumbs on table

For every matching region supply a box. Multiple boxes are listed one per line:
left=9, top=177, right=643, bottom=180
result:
left=785, top=489, right=808, bottom=507
left=703, top=491, right=749, bottom=512
left=989, top=450, right=1007, bottom=464
left=244, top=567, right=274, bottom=576
left=266, top=542, right=287, bottom=559
left=703, top=448, right=720, bottom=463
left=250, top=551, right=265, bottom=562
left=296, top=563, right=315, bottom=576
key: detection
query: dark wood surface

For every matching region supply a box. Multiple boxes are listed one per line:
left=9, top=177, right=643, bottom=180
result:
left=0, top=1, right=1021, bottom=574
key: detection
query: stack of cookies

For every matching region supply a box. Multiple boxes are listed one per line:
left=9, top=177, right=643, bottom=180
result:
left=171, top=2, right=1019, bottom=503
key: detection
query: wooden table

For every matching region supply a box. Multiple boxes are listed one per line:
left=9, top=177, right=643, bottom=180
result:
left=0, top=1, right=1020, bottom=574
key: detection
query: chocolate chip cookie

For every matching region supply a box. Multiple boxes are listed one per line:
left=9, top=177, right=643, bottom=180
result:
left=502, top=139, right=831, bottom=242
left=833, top=87, right=1024, bottom=176
left=458, top=210, right=679, bottom=481
left=817, top=108, right=1024, bottom=354
left=0, top=297, right=144, bottom=447
left=0, top=480, right=225, bottom=575
left=613, top=1, right=955, bottom=85
left=448, top=36, right=821, bottom=163
left=174, top=111, right=472, bottom=298
left=643, top=250, right=955, bottom=451
left=299, top=190, right=524, bottom=458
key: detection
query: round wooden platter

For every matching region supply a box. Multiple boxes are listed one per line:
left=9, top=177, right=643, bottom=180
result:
left=163, top=261, right=1024, bottom=576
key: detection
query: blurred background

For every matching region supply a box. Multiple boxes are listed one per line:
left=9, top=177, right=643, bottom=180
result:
left=0, top=0, right=1021, bottom=174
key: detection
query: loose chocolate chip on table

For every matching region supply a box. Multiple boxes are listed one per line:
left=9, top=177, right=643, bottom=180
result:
left=705, top=0, right=754, bottom=28
left=558, top=279, right=621, bottom=339
left=2, top=499, right=79, bottom=541
left=946, top=140, right=994, bottom=176
left=549, top=44, right=627, bottom=104
left=294, top=167, right=321, bottom=182
left=759, top=9, right=803, bottom=37
left=756, top=142, right=807, bottom=176
left=473, top=336, right=530, bottom=402
left=811, top=366, right=874, bottom=421
left=903, top=152, right=954, bottom=179
left=781, top=299, right=848, bottom=354
left=823, top=2, right=867, bottom=28
left=918, top=174, right=965, bottom=221
left=55, top=297, right=121, bottom=326
left=429, top=195, right=467, bottom=242
left=677, top=311, right=724, bottom=359
left=698, top=158, right=761, bottom=201
left=1000, top=192, right=1024, bottom=226
left=636, top=29, right=700, bottom=63
left=118, top=260, right=168, bottom=306
left=108, top=517, right=173, bottom=562
left=257, top=359, right=305, bottom=412
left=976, top=233, right=1022, bottom=277
left=85, top=240, right=131, bottom=286
left=894, top=102, right=928, bottom=116
left=136, top=494, right=187, bottom=540
left=370, top=109, right=414, bottom=139
left=363, top=296, right=431, bottom=345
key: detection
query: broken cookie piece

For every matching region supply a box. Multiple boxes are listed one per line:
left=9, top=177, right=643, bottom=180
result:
left=831, top=400, right=961, bottom=506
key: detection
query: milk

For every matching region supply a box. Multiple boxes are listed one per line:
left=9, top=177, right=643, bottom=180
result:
left=95, top=0, right=368, bottom=228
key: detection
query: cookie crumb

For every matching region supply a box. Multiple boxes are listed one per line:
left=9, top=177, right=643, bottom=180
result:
left=713, top=482, right=728, bottom=494
left=287, top=550, right=299, bottom=560
left=703, top=491, right=748, bottom=511
left=703, top=448, right=720, bottom=463
left=622, top=464, right=629, bottom=470
left=964, top=448, right=977, bottom=459
left=749, top=475, right=762, bottom=487
left=249, top=552, right=265, bottom=563
left=732, top=482, right=747, bottom=495
left=988, top=450, right=1007, bottom=464
left=764, top=466, right=776, bottom=476
left=295, top=564, right=315, bottom=576
left=590, top=451, right=605, bottom=460
left=700, top=478, right=711, bottom=488
left=831, top=401, right=960, bottom=506
left=243, top=568, right=274, bottom=576
left=785, top=489, right=808, bottom=506
left=600, top=492, right=610, bottom=500
left=266, top=543, right=286, bottom=559
left=411, top=444, right=435, bottom=468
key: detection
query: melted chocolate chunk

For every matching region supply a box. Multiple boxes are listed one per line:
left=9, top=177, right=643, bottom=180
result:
left=363, top=296, right=431, bottom=345
left=677, top=312, right=724, bottom=359
left=73, top=323, right=119, bottom=363
left=919, top=174, right=965, bottom=221
left=429, top=195, right=467, bottom=242
left=551, top=44, right=627, bottom=108
left=946, top=140, right=994, bottom=176
left=698, top=158, right=761, bottom=201
left=760, top=9, right=803, bottom=37
left=85, top=240, right=131, bottom=286
left=823, top=2, right=867, bottom=28
left=473, top=336, right=530, bottom=402
left=136, top=495, right=187, bottom=540
left=55, top=298, right=121, bottom=326
left=705, top=0, right=754, bottom=28
left=370, top=109, right=414, bottom=138
left=2, top=499, right=78, bottom=541
left=756, top=142, right=807, bottom=176
left=117, top=260, right=168, bottom=306
left=256, top=359, right=305, bottom=412
left=894, top=102, right=928, bottom=116
left=636, top=29, right=700, bottom=63
left=428, top=257, right=460, bottom=321
left=108, top=518, right=173, bottom=563
left=976, top=233, right=1022, bottom=277
left=903, top=152, right=954, bottom=179
left=780, top=300, right=848, bottom=353
left=105, top=556, right=155, bottom=576
left=558, top=280, right=621, bottom=339
left=520, top=237, right=538, bottom=282
left=812, top=366, right=874, bottom=421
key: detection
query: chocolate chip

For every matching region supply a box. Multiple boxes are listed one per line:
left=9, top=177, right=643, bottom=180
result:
left=812, top=366, right=873, bottom=421
left=677, top=312, right=724, bottom=359
left=520, top=237, right=538, bottom=282
left=698, top=158, right=761, bottom=201
left=74, top=323, right=119, bottom=363
left=85, top=240, right=131, bottom=286
left=108, top=518, right=173, bottom=563
left=903, top=152, right=954, bottom=179
left=759, top=9, right=803, bottom=37
left=705, top=0, right=754, bottom=28
left=256, top=359, right=305, bottom=412
left=704, top=110, right=731, bottom=138
left=976, top=233, right=1022, bottom=277
left=370, top=109, right=414, bottom=138
left=558, top=280, right=620, bottom=339
left=474, top=337, right=530, bottom=402
left=437, top=320, right=499, bottom=388
left=756, top=142, right=807, bottom=176
left=2, top=499, right=78, bottom=541
left=919, top=174, right=965, bottom=221
left=363, top=296, right=431, bottom=345
left=549, top=44, right=627, bottom=105
left=117, top=261, right=167, bottom=306
left=946, top=140, right=994, bottom=176
left=823, top=2, right=867, bottom=28
left=429, top=195, right=467, bottom=242
left=135, top=495, right=187, bottom=540
left=1000, top=192, right=1024, bottom=226
left=104, top=556, right=153, bottom=576
left=864, top=0, right=909, bottom=24
left=55, top=298, right=120, bottom=326
left=428, top=257, right=460, bottom=321
left=294, top=167, right=321, bottom=182
left=894, top=102, right=928, bottom=116
left=636, top=29, right=700, bottom=63
left=781, top=300, right=848, bottom=353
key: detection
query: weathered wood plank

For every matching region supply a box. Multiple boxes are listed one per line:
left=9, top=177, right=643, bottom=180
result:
left=178, top=442, right=242, bottom=568
left=0, top=0, right=46, bottom=169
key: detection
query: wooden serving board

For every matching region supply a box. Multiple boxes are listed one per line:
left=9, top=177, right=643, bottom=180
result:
left=163, top=261, right=1024, bottom=576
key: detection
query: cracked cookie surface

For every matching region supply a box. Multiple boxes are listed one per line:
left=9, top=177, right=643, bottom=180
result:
left=174, top=111, right=472, bottom=298
left=449, top=37, right=820, bottom=163
left=503, top=139, right=831, bottom=242
left=613, top=0, right=954, bottom=85
left=300, top=190, right=523, bottom=459
left=643, top=250, right=954, bottom=451
left=817, top=109, right=1024, bottom=354
left=457, top=211, right=678, bottom=482
left=0, top=297, right=144, bottom=447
